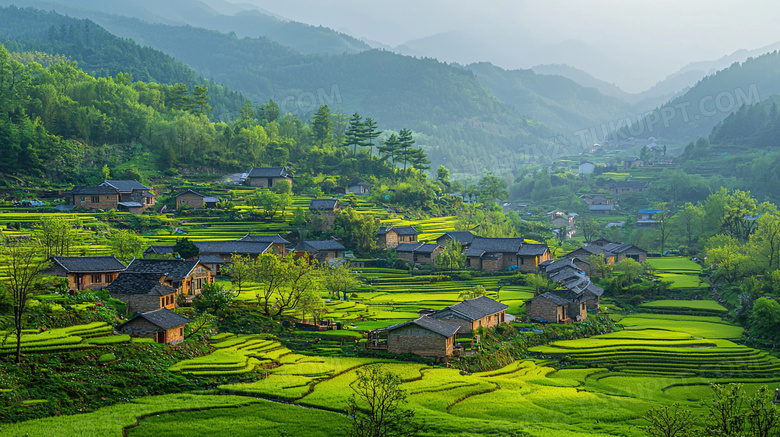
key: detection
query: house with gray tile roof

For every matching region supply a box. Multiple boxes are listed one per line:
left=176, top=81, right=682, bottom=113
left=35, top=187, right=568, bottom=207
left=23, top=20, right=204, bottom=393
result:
left=106, top=272, right=179, bottom=313
left=464, top=237, right=526, bottom=271
left=435, top=231, right=476, bottom=250
left=117, top=308, right=189, bottom=345
left=430, top=296, right=508, bottom=334
left=46, top=256, right=126, bottom=291
left=395, top=242, right=443, bottom=265
left=525, top=290, right=587, bottom=323
left=245, top=167, right=293, bottom=189
left=377, top=226, right=419, bottom=248
left=295, top=240, right=345, bottom=263
left=125, top=259, right=212, bottom=296
left=367, top=316, right=460, bottom=357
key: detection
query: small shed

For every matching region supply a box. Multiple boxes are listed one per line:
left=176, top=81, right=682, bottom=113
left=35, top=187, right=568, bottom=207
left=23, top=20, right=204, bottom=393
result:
left=117, top=308, right=189, bottom=344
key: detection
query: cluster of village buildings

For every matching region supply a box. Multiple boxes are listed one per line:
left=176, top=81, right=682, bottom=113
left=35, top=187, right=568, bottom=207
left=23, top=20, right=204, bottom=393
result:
left=51, top=167, right=649, bottom=358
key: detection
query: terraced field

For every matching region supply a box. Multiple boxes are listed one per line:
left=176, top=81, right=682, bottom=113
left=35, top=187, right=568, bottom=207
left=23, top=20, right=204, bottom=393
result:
left=0, top=322, right=125, bottom=354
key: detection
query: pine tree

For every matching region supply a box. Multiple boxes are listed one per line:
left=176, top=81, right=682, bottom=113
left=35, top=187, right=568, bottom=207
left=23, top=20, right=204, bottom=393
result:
left=343, top=112, right=367, bottom=156
left=378, top=133, right=400, bottom=166
left=362, top=117, right=380, bottom=158
left=397, top=128, right=415, bottom=171
left=312, top=105, right=332, bottom=147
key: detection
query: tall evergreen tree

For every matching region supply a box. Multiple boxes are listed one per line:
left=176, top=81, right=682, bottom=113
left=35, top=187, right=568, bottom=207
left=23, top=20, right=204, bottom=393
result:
left=362, top=117, right=380, bottom=158
left=397, top=128, right=415, bottom=171
left=343, top=112, right=367, bottom=156
left=312, top=104, right=332, bottom=147
left=378, top=133, right=400, bottom=166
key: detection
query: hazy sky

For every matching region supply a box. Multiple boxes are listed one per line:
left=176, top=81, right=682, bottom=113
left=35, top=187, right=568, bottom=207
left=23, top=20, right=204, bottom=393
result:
left=227, top=0, right=780, bottom=92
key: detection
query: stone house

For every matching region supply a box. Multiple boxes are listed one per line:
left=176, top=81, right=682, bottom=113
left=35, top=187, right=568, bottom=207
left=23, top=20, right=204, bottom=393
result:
left=309, top=198, right=340, bottom=228
left=174, top=189, right=220, bottom=209
left=239, top=234, right=292, bottom=256
left=516, top=243, right=552, bottom=273
left=608, top=180, right=650, bottom=195
left=99, top=180, right=156, bottom=211
left=143, top=246, right=175, bottom=258
left=377, top=226, right=419, bottom=248
left=525, top=290, right=587, bottom=323
left=435, top=231, right=475, bottom=250
left=117, top=308, right=189, bottom=345
left=295, top=240, right=345, bottom=263
left=125, top=259, right=212, bottom=297
left=623, top=157, right=644, bottom=168
left=464, top=237, right=525, bottom=271
left=106, top=272, right=179, bottom=313
left=564, top=245, right=616, bottom=266
left=601, top=243, right=648, bottom=263
left=430, top=296, right=508, bottom=335
left=244, top=166, right=293, bottom=189
left=348, top=182, right=371, bottom=195
left=45, top=256, right=126, bottom=291
left=366, top=316, right=460, bottom=358
left=198, top=255, right=228, bottom=276
left=194, top=240, right=281, bottom=261
left=395, top=243, right=443, bottom=265
left=66, top=186, right=121, bottom=210
left=581, top=283, right=604, bottom=310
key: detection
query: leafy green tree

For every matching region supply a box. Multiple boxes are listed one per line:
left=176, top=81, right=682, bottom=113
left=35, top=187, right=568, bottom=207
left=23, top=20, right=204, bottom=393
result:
left=459, top=285, right=487, bottom=300
left=259, top=99, right=280, bottom=122
left=654, top=203, right=672, bottom=254
left=706, top=234, right=754, bottom=284
left=478, top=173, right=507, bottom=202
left=227, top=254, right=255, bottom=298
left=322, top=264, right=360, bottom=300
left=334, top=208, right=379, bottom=256
left=312, top=104, right=332, bottom=147
left=751, top=297, right=780, bottom=336
left=193, top=282, right=234, bottom=318
left=345, top=365, right=424, bottom=437
left=292, top=207, right=307, bottom=227
left=102, top=164, right=110, bottom=180
left=526, top=273, right=551, bottom=294
left=0, top=239, right=50, bottom=363
left=434, top=238, right=466, bottom=272
left=39, top=216, right=79, bottom=258
left=299, top=289, right=325, bottom=323
left=174, top=237, right=200, bottom=259
left=255, top=253, right=321, bottom=318
left=271, top=180, right=292, bottom=195
left=579, top=217, right=599, bottom=244
left=588, top=254, right=610, bottom=278
left=612, top=258, right=644, bottom=292
left=671, top=202, right=705, bottom=249
left=749, top=212, right=780, bottom=271
left=105, top=230, right=146, bottom=262
left=192, top=85, right=212, bottom=116
left=640, top=403, right=694, bottom=437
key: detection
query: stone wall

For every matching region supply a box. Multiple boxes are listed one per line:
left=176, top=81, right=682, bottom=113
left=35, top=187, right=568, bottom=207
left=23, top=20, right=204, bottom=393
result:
left=379, top=231, right=399, bottom=248
left=398, top=252, right=415, bottom=263
left=111, top=292, right=176, bottom=313
left=70, top=193, right=119, bottom=210
left=526, top=297, right=563, bottom=322
left=119, top=319, right=185, bottom=345
left=432, top=310, right=474, bottom=334
left=387, top=325, right=452, bottom=357
left=176, top=193, right=204, bottom=209
left=247, top=176, right=293, bottom=189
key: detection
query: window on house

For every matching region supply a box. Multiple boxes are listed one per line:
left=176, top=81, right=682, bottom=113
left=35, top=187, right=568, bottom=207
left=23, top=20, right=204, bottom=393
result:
left=180, top=327, right=184, bottom=336
left=91, top=274, right=102, bottom=283
left=80, top=196, right=85, bottom=202
left=91, top=196, right=99, bottom=203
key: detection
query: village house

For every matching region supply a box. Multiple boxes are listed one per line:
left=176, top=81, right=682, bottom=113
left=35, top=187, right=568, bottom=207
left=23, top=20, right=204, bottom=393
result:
left=623, top=157, right=644, bottom=168
left=601, top=243, right=648, bottom=263
left=65, top=186, right=121, bottom=210
left=239, top=234, right=292, bottom=256
left=198, top=255, right=228, bottom=276
left=348, top=181, right=371, bottom=195
left=143, top=246, right=175, bottom=258
left=464, top=237, right=524, bottom=271
left=548, top=210, right=576, bottom=230
left=99, top=180, right=156, bottom=211
left=564, top=245, right=616, bottom=266
left=365, top=316, right=460, bottom=358
left=295, top=240, right=346, bottom=263
left=117, top=307, right=189, bottom=345
left=525, top=290, right=588, bottom=323
left=309, top=198, right=340, bottom=228
left=435, top=231, right=476, bottom=250
left=430, top=296, right=508, bottom=334
left=608, top=180, right=650, bottom=195
left=581, top=283, right=604, bottom=310
left=106, top=272, right=179, bottom=313
left=173, top=189, right=220, bottom=209
left=124, top=259, right=212, bottom=297
left=377, top=226, right=419, bottom=248
left=637, top=209, right=663, bottom=227
left=45, top=256, right=126, bottom=291
left=516, top=243, right=552, bottom=273
left=395, top=242, right=443, bottom=265
left=194, top=240, right=282, bottom=261
left=244, top=166, right=293, bottom=189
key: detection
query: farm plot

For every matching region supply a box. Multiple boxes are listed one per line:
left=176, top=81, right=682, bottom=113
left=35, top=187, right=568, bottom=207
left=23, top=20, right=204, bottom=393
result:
left=0, top=322, right=118, bottom=354
left=639, top=299, right=728, bottom=315
left=169, top=333, right=284, bottom=376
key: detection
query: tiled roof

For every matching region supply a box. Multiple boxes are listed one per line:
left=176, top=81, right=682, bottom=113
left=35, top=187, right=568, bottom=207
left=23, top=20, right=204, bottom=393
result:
left=584, top=283, right=604, bottom=297
left=125, top=259, right=203, bottom=281
left=528, top=290, right=581, bottom=306
left=393, top=226, right=419, bottom=236
left=100, top=180, right=150, bottom=192
left=50, top=256, right=126, bottom=273
left=438, top=231, right=476, bottom=244
left=297, top=240, right=346, bottom=252
left=203, top=196, right=220, bottom=203
left=247, top=167, right=291, bottom=178
left=601, top=243, right=637, bottom=254
left=194, top=241, right=274, bottom=256
left=144, top=246, right=175, bottom=256
left=435, top=296, right=508, bottom=321
left=466, top=237, right=525, bottom=255
left=543, top=258, right=577, bottom=274
left=564, top=245, right=610, bottom=258
left=611, top=180, right=650, bottom=188
left=119, top=308, right=189, bottom=330
left=198, top=255, right=228, bottom=264
left=517, top=243, right=549, bottom=256
left=173, top=189, right=206, bottom=198
left=239, top=234, right=291, bottom=245
left=395, top=243, right=440, bottom=254
left=67, top=186, right=118, bottom=196
left=550, top=268, right=584, bottom=283
left=309, top=198, right=339, bottom=211
left=106, top=272, right=175, bottom=296
left=384, top=316, right=460, bottom=337
left=118, top=202, right=143, bottom=208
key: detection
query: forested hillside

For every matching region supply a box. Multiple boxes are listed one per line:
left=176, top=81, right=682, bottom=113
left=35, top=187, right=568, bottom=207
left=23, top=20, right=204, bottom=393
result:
left=0, top=6, right=246, bottom=120
left=467, top=62, right=632, bottom=135
left=0, top=0, right=371, bottom=55
left=617, top=50, right=780, bottom=144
